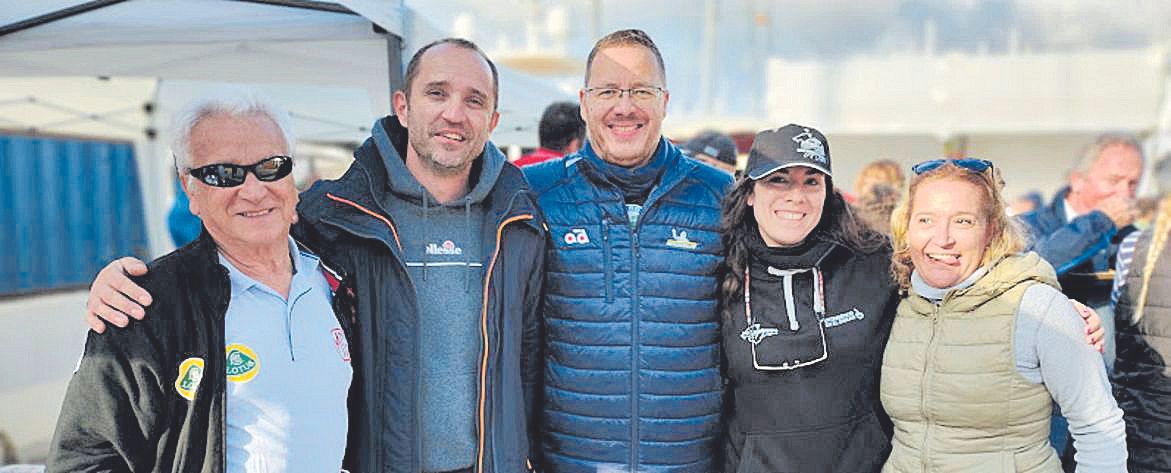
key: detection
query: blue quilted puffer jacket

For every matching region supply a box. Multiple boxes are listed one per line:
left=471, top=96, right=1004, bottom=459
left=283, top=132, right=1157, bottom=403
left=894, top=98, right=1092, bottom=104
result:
left=525, top=139, right=732, bottom=473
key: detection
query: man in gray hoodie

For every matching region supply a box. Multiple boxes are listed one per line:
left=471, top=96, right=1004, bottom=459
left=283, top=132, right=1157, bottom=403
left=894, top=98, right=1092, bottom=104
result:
left=82, top=38, right=547, bottom=473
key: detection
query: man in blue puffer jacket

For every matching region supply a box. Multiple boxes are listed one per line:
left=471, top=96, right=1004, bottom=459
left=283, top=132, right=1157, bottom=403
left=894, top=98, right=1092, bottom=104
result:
left=1018, top=133, right=1144, bottom=366
left=525, top=29, right=732, bottom=473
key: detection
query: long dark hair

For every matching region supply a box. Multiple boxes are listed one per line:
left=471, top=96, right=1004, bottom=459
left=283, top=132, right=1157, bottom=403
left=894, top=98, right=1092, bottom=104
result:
left=718, top=175, right=888, bottom=310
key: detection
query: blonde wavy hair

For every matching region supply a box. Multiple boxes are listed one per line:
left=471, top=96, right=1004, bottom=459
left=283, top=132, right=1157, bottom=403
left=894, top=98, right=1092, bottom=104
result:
left=889, top=162, right=1026, bottom=289
left=1131, top=194, right=1171, bottom=322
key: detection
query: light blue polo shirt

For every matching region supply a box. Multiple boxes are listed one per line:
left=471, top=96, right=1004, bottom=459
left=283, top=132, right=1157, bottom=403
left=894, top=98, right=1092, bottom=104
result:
left=219, top=237, right=352, bottom=473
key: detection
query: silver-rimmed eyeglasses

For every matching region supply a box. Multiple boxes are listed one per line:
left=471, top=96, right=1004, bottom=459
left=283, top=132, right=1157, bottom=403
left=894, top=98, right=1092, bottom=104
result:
left=584, top=86, right=665, bottom=103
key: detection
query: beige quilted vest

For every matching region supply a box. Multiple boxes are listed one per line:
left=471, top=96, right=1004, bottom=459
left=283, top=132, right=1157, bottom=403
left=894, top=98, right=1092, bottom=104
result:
left=881, top=253, right=1062, bottom=473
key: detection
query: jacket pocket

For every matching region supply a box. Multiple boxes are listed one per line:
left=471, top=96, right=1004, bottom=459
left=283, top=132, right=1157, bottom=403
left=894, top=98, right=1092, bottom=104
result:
left=734, top=414, right=889, bottom=473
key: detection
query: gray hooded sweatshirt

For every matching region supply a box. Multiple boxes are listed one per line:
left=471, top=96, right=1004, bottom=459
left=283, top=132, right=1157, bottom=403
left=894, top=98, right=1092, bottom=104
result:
left=372, top=121, right=505, bottom=472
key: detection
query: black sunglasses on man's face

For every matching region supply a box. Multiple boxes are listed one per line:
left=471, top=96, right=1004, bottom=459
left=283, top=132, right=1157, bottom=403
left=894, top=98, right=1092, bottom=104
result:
left=188, top=155, right=293, bottom=188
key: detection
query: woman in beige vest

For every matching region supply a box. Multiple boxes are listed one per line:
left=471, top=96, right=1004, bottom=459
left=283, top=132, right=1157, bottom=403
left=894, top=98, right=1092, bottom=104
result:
left=881, top=159, right=1127, bottom=472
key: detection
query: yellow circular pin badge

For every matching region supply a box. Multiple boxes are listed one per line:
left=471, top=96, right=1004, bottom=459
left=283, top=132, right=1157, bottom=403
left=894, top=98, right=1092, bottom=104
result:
left=175, top=357, right=205, bottom=401
left=225, top=343, right=260, bottom=383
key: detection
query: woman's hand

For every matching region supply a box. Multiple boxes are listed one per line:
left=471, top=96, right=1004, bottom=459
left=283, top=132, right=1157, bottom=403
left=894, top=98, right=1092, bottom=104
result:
left=1071, top=299, right=1105, bottom=353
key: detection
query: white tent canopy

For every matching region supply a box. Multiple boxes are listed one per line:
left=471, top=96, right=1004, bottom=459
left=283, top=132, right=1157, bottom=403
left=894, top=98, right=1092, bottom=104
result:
left=0, top=0, right=403, bottom=258
left=0, top=0, right=572, bottom=258
left=0, top=1, right=400, bottom=98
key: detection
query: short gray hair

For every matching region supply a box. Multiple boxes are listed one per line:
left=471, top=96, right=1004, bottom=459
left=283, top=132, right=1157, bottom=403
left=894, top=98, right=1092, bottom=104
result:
left=1072, top=132, right=1143, bottom=175
left=171, top=87, right=295, bottom=177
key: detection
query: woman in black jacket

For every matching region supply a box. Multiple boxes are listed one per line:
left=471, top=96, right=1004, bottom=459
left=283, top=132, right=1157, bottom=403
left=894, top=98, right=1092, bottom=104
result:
left=719, top=124, right=896, bottom=473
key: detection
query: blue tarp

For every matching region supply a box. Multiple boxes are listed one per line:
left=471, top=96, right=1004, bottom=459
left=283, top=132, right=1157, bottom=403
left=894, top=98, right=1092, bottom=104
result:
left=0, top=134, right=148, bottom=296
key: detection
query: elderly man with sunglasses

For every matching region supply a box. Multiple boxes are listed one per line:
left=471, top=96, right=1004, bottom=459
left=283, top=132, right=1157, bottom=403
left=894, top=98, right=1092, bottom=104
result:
left=47, top=89, right=356, bottom=473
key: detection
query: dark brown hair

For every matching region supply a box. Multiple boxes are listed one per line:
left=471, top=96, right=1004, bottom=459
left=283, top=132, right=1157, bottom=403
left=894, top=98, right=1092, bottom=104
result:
left=403, top=38, right=500, bottom=111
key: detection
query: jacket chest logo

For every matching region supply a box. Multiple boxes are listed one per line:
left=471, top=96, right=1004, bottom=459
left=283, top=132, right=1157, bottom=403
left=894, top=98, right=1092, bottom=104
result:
left=174, top=357, right=205, bottom=401
left=332, top=328, right=351, bottom=363
left=823, top=308, right=865, bottom=328
left=563, top=228, right=590, bottom=245
left=666, top=228, right=700, bottom=250
left=740, top=323, right=780, bottom=345
left=426, top=239, right=463, bottom=255
left=225, top=343, right=260, bottom=383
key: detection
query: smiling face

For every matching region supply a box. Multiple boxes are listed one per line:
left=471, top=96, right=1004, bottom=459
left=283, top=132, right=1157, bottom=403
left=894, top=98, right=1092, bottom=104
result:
left=580, top=45, right=669, bottom=168
left=747, top=166, right=827, bottom=247
left=182, top=112, right=298, bottom=253
left=394, top=43, right=500, bottom=176
left=907, top=178, right=994, bottom=288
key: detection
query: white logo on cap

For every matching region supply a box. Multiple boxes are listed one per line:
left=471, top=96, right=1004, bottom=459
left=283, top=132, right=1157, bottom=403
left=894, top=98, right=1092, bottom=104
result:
left=791, top=129, right=827, bottom=163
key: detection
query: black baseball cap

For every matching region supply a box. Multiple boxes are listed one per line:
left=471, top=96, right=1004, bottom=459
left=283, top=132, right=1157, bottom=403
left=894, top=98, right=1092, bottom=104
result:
left=745, top=124, right=832, bottom=180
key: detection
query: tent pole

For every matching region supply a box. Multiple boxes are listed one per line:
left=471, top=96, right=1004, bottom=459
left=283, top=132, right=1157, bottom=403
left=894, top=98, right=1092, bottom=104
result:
left=386, top=32, right=404, bottom=106
left=141, top=79, right=175, bottom=257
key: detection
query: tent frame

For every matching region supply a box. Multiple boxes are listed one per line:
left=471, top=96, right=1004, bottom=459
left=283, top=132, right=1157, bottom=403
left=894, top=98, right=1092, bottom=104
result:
left=0, top=0, right=405, bottom=257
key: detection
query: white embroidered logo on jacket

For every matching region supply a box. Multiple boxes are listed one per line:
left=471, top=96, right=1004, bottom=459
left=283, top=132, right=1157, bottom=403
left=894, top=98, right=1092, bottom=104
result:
left=666, top=228, right=699, bottom=250
left=426, top=240, right=463, bottom=255
left=739, top=323, right=780, bottom=345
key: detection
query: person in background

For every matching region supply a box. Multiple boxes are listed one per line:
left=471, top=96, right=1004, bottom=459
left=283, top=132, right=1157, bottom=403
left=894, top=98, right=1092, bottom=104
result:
left=883, top=159, right=1126, bottom=472
left=513, top=100, right=585, bottom=167
left=1018, top=133, right=1144, bottom=466
left=854, top=184, right=901, bottom=235
left=681, top=129, right=738, bottom=175
left=851, top=159, right=906, bottom=234
left=48, top=89, right=355, bottom=472
left=1110, top=153, right=1171, bottom=473
left=1018, top=133, right=1144, bottom=364
left=853, top=159, right=906, bottom=199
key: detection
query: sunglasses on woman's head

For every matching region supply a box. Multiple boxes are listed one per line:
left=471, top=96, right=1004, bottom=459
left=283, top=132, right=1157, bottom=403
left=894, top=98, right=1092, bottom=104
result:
left=188, top=155, right=293, bottom=188
left=911, top=158, right=993, bottom=175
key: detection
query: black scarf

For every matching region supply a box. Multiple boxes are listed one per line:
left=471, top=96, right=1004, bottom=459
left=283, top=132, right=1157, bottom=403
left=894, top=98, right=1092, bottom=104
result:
left=582, top=140, right=672, bottom=205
